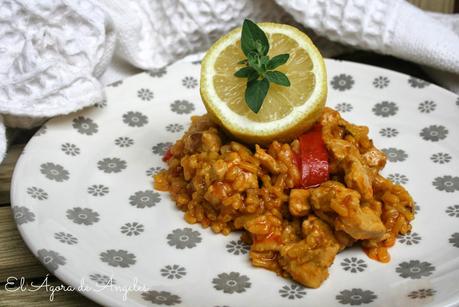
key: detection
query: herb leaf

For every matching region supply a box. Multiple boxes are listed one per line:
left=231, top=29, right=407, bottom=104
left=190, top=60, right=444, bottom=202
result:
left=241, top=19, right=269, bottom=56
left=247, top=52, right=260, bottom=71
left=234, top=66, right=256, bottom=78
left=245, top=78, right=269, bottom=113
left=267, top=54, right=289, bottom=70
left=234, top=66, right=259, bottom=81
left=235, top=19, right=291, bottom=113
left=266, top=71, right=290, bottom=87
left=247, top=70, right=259, bottom=82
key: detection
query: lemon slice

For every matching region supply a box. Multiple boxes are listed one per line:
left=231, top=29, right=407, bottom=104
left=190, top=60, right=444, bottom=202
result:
left=200, top=22, right=327, bottom=144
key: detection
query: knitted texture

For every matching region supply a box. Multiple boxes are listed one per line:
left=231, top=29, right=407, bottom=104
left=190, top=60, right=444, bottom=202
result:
left=0, top=0, right=115, bottom=119
left=275, top=0, right=459, bottom=74
left=96, top=0, right=286, bottom=69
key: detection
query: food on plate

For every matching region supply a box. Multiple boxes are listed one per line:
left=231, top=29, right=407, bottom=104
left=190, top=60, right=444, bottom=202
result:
left=154, top=109, right=414, bottom=288
left=154, top=20, right=414, bottom=288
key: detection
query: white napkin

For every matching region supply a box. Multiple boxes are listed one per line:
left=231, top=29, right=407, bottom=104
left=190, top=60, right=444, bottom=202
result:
left=0, top=0, right=458, bottom=162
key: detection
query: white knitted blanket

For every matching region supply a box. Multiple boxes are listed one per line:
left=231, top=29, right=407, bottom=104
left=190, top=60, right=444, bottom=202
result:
left=0, top=0, right=458, bottom=162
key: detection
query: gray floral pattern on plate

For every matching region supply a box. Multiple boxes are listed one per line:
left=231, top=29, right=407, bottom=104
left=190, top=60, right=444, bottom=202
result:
left=141, top=290, right=181, bottom=306
left=408, top=288, right=436, bottom=299
left=152, top=142, right=172, bottom=156
left=148, top=67, right=167, bottom=78
left=418, top=100, right=436, bottom=113
left=182, top=76, right=198, bottom=89
left=94, top=99, right=107, bottom=109
left=161, top=264, right=187, bottom=279
left=226, top=240, right=250, bottom=255
left=387, top=173, right=408, bottom=185
left=398, top=232, right=421, bottom=245
left=146, top=166, right=164, bottom=177
left=100, top=249, right=136, bottom=268
left=396, top=260, right=435, bottom=279
left=449, top=233, right=459, bottom=248
left=54, top=232, right=78, bottom=245
left=372, top=101, right=398, bottom=117
left=170, top=100, right=195, bottom=114
left=66, top=207, right=100, bottom=225
left=341, top=257, right=367, bottom=273
left=431, top=152, right=451, bottom=164
left=120, top=222, right=144, bottom=236
left=331, top=74, right=354, bottom=91
left=122, top=111, right=148, bottom=127
left=279, top=284, right=306, bottom=299
left=13, top=206, right=35, bottom=225
left=382, top=148, right=407, bottom=162
left=166, top=123, right=184, bottom=133
left=129, top=190, right=160, bottom=208
left=114, top=137, right=134, bottom=148
left=420, top=125, right=448, bottom=142
left=379, top=127, right=398, bottom=138
left=27, top=186, right=48, bottom=200
left=97, top=157, right=127, bottom=173
left=167, top=228, right=202, bottom=249
left=137, top=88, right=154, bottom=101
left=37, top=249, right=66, bottom=272
left=373, top=76, right=389, bottom=89
left=433, top=176, right=459, bottom=192
left=335, top=102, right=353, bottom=113
left=40, top=162, right=70, bottom=182
left=61, top=143, right=80, bottom=156
left=445, top=205, right=459, bottom=217
left=35, top=125, right=47, bottom=136
left=212, top=272, right=251, bottom=294
left=87, top=184, right=109, bottom=197
left=408, top=77, right=429, bottom=88
left=89, top=273, right=116, bottom=286
left=72, top=116, right=98, bottom=135
left=336, top=288, right=377, bottom=305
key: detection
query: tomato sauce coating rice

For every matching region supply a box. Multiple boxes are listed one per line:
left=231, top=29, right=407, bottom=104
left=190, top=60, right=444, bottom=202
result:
left=154, top=107, right=414, bottom=288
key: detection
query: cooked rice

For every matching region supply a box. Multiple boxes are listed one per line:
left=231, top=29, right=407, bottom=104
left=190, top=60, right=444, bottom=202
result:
left=154, top=107, right=414, bottom=288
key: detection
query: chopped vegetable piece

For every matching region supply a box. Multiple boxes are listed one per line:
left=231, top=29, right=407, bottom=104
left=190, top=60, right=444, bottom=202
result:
left=162, top=148, right=173, bottom=162
left=298, top=124, right=329, bottom=187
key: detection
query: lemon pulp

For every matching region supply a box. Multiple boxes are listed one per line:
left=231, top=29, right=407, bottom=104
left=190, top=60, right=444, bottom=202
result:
left=200, top=23, right=327, bottom=144
left=214, top=34, right=315, bottom=123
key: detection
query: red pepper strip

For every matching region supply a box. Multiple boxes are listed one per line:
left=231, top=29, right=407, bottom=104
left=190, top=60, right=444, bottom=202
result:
left=298, top=124, right=329, bottom=188
left=162, top=148, right=173, bottom=162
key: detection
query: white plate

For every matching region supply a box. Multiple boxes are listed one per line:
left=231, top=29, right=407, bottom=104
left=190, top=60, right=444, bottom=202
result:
left=11, top=58, right=459, bottom=307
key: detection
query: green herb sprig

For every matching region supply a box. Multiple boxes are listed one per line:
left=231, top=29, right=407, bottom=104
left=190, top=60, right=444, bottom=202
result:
left=234, top=19, right=290, bottom=113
